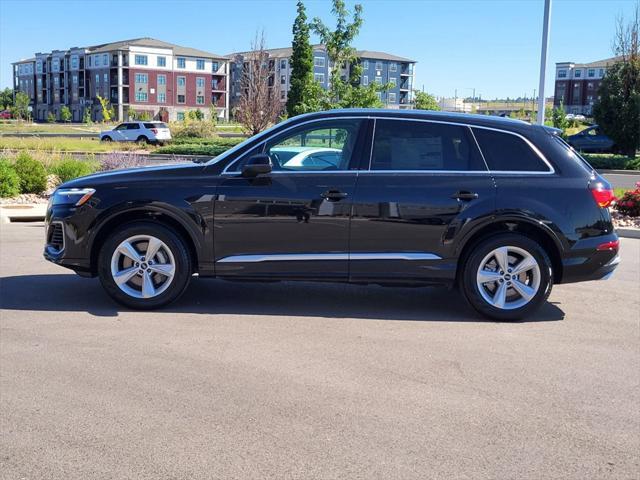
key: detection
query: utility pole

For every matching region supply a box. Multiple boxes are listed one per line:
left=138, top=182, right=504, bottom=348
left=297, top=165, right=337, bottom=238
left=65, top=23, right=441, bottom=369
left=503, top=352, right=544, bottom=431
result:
left=536, top=0, right=552, bottom=124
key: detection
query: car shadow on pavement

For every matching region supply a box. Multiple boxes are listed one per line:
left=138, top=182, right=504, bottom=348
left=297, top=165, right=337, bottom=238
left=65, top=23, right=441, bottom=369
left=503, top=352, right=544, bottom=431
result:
left=0, top=274, right=565, bottom=323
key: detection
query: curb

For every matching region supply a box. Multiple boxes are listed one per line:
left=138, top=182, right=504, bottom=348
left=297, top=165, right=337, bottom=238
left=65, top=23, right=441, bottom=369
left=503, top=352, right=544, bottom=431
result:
left=0, top=204, right=47, bottom=224
left=617, top=228, right=640, bottom=239
left=598, top=169, right=640, bottom=175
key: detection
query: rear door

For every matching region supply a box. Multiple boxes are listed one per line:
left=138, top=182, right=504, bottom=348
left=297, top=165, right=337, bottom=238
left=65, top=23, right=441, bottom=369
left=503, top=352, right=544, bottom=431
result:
left=124, top=122, right=141, bottom=141
left=349, top=118, right=495, bottom=283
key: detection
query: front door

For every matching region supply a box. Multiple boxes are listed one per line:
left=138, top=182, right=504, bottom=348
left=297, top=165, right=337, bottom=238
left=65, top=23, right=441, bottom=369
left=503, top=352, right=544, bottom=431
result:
left=349, top=118, right=496, bottom=283
left=214, top=118, right=365, bottom=280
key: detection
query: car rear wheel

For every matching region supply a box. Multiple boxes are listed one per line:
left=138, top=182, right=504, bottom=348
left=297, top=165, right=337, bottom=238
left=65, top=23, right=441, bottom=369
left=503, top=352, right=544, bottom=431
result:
left=98, top=222, right=192, bottom=309
left=136, top=136, right=149, bottom=144
left=460, top=233, right=552, bottom=321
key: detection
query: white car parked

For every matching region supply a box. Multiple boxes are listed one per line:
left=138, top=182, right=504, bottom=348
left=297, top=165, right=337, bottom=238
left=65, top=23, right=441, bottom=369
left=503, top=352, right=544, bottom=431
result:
left=100, top=121, right=171, bottom=145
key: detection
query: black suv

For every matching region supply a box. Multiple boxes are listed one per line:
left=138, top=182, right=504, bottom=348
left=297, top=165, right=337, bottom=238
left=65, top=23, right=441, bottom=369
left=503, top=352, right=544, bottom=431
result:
left=44, top=109, right=619, bottom=320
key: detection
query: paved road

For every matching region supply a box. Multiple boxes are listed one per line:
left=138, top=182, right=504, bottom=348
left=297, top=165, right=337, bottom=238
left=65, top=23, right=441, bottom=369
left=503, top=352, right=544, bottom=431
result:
left=602, top=172, right=640, bottom=190
left=1, top=223, right=639, bottom=479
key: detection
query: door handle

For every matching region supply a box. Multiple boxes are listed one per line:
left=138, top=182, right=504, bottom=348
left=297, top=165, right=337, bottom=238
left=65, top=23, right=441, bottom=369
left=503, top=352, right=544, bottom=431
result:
left=321, top=190, right=348, bottom=201
left=451, top=191, right=479, bottom=201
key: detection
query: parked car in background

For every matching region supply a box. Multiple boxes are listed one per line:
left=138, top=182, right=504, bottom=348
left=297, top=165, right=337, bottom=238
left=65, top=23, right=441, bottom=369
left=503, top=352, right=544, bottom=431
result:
left=45, top=109, right=619, bottom=321
left=100, top=121, right=171, bottom=144
left=0, top=110, right=12, bottom=119
left=567, top=125, right=615, bottom=153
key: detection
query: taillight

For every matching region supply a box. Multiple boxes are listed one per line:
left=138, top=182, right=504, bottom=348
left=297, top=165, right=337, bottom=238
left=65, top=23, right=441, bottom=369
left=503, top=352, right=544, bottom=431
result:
left=596, top=240, right=619, bottom=251
left=590, top=182, right=615, bottom=208
left=151, top=128, right=158, bottom=134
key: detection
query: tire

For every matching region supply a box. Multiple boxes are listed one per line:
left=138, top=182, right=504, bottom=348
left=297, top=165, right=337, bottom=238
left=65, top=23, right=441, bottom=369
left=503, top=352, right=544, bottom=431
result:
left=460, top=233, right=552, bottom=321
left=136, top=136, right=149, bottom=144
left=97, top=222, right=192, bottom=309
left=101, top=136, right=112, bottom=142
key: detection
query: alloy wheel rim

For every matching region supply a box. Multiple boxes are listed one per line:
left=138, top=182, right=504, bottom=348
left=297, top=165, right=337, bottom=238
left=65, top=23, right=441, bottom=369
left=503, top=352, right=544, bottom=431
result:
left=110, top=235, right=175, bottom=299
left=476, top=246, right=541, bottom=310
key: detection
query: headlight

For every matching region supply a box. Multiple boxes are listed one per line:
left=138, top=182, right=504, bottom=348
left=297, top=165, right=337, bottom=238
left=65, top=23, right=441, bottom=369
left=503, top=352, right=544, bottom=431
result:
left=51, top=188, right=96, bottom=207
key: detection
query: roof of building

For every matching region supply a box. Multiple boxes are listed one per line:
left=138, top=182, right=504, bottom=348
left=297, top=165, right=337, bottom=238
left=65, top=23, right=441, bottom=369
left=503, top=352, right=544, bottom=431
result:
left=556, top=55, right=623, bottom=68
left=227, top=44, right=415, bottom=63
left=87, top=37, right=226, bottom=60
left=11, top=58, right=36, bottom=65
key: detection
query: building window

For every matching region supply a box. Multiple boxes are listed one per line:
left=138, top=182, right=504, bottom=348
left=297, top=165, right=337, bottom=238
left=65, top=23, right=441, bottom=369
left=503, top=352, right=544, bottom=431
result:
left=388, top=92, right=397, bottom=103
left=135, top=92, right=148, bottom=102
left=36, top=62, right=43, bottom=74
left=599, top=68, right=604, bottom=76
left=375, top=76, right=382, bottom=84
left=212, top=78, right=219, bottom=89
left=587, top=82, right=594, bottom=89
left=158, top=75, right=166, bottom=86
left=70, top=56, right=78, bottom=69
left=104, top=73, right=108, bottom=84
left=177, top=57, right=186, bottom=68
left=94, top=74, right=99, bottom=86
left=389, top=62, right=397, bottom=72
left=135, top=73, right=148, bottom=84
left=157, top=56, right=166, bottom=67
left=389, top=77, right=397, bottom=87
left=177, top=111, right=185, bottom=121
left=314, top=73, right=324, bottom=83
left=196, top=77, right=205, bottom=88
left=135, top=55, right=148, bottom=66
left=53, top=58, right=60, bottom=72
left=103, top=54, right=108, bottom=66
left=280, top=90, right=286, bottom=100
left=196, top=59, right=205, bottom=70
left=72, top=75, right=78, bottom=85
left=212, top=61, right=219, bottom=72
left=158, top=92, right=166, bottom=103
left=558, top=70, right=567, bottom=78
left=314, top=56, right=325, bottom=67
left=280, top=74, right=286, bottom=85
left=363, top=75, right=368, bottom=86
left=280, top=59, right=287, bottom=70
left=177, top=76, right=186, bottom=87
left=363, top=60, right=369, bottom=69
left=177, top=94, right=186, bottom=104
left=196, top=95, right=205, bottom=105
left=375, top=61, right=382, bottom=71
left=574, top=69, right=581, bottom=78
left=588, top=68, right=595, bottom=77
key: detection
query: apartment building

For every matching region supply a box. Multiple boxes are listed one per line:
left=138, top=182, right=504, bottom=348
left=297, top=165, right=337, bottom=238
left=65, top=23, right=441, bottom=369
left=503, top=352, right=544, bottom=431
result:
left=12, top=38, right=229, bottom=122
left=228, top=45, right=416, bottom=111
left=553, top=56, right=621, bottom=115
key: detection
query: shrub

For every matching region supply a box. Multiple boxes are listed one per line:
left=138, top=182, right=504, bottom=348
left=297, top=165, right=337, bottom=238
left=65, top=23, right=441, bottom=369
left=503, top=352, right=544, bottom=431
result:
left=0, top=160, right=20, bottom=198
left=615, top=182, right=640, bottom=217
left=156, top=143, right=236, bottom=157
left=46, top=112, right=56, bottom=123
left=582, top=154, right=640, bottom=171
left=13, top=152, right=47, bottom=193
left=170, top=120, right=217, bottom=139
left=50, top=158, right=97, bottom=183
left=100, top=151, right=146, bottom=171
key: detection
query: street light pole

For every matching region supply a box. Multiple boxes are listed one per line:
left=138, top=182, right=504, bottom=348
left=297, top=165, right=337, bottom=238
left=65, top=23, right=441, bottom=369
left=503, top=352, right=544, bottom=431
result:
left=536, top=0, right=552, bottom=125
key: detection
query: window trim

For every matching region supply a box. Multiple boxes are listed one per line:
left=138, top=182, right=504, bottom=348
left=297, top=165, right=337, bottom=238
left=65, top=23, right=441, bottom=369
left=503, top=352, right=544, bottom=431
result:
left=219, top=116, right=555, bottom=175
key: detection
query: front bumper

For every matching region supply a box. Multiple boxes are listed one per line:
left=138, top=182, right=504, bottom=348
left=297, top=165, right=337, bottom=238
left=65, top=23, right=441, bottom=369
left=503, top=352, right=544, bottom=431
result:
left=43, top=205, right=95, bottom=276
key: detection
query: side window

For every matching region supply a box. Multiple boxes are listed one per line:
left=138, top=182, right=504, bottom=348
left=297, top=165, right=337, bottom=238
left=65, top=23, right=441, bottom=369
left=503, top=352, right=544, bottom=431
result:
left=115, top=123, right=127, bottom=130
left=473, top=128, right=550, bottom=172
left=264, top=119, right=363, bottom=171
left=127, top=123, right=140, bottom=130
left=371, top=120, right=486, bottom=171
left=143, top=123, right=155, bottom=129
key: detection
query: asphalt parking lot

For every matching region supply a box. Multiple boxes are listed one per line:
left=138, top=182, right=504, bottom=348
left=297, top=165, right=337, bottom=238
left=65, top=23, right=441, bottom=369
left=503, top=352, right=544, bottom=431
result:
left=1, top=222, right=639, bottom=479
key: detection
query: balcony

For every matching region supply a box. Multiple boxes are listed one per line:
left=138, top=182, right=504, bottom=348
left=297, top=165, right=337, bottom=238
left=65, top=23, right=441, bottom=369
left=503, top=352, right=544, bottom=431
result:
left=400, top=64, right=414, bottom=76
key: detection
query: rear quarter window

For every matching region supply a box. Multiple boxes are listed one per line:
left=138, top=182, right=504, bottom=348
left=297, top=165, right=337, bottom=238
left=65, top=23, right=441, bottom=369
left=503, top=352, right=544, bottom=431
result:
left=473, top=128, right=550, bottom=172
left=143, top=123, right=155, bottom=129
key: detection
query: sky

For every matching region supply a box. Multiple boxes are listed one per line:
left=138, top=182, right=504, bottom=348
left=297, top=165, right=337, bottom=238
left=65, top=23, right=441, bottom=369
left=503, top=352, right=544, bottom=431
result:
left=0, top=0, right=636, bottom=99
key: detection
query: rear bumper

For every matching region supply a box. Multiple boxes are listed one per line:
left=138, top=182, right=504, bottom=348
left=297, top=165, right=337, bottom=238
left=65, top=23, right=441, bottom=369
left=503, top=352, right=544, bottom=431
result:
left=559, top=233, right=620, bottom=283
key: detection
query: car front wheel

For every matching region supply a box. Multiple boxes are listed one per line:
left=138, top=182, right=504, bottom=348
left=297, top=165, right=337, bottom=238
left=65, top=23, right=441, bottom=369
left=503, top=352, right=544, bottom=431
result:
left=101, top=136, right=112, bottom=142
left=98, top=222, right=192, bottom=309
left=460, top=233, right=552, bottom=321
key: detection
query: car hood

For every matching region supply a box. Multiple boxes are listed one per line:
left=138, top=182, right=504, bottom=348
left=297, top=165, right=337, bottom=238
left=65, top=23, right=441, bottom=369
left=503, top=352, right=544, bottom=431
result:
left=59, top=162, right=204, bottom=189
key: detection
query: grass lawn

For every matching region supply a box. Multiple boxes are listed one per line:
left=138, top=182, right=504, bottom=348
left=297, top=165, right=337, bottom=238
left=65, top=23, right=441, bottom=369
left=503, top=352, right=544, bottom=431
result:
left=0, top=121, right=106, bottom=134
left=0, top=136, right=144, bottom=152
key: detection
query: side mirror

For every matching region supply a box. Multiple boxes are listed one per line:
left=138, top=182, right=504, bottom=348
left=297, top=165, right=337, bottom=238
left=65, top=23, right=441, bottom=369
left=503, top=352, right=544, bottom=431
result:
left=241, top=154, right=272, bottom=178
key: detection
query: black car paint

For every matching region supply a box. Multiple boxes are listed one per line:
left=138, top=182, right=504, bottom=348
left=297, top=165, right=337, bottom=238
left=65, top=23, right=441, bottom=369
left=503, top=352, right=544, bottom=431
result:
left=45, top=109, right=618, bottom=287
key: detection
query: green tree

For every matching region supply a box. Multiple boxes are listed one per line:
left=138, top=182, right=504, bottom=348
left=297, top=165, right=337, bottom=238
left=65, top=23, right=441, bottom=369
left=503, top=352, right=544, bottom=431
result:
left=552, top=101, right=569, bottom=133
left=311, top=0, right=383, bottom=109
left=96, top=94, right=114, bottom=122
left=46, top=111, right=56, bottom=123
left=60, top=105, right=72, bottom=123
left=414, top=91, right=440, bottom=111
left=0, top=88, right=14, bottom=110
left=11, top=91, right=30, bottom=120
left=287, top=1, right=321, bottom=116
left=82, top=108, right=92, bottom=124
left=594, top=5, right=640, bottom=157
